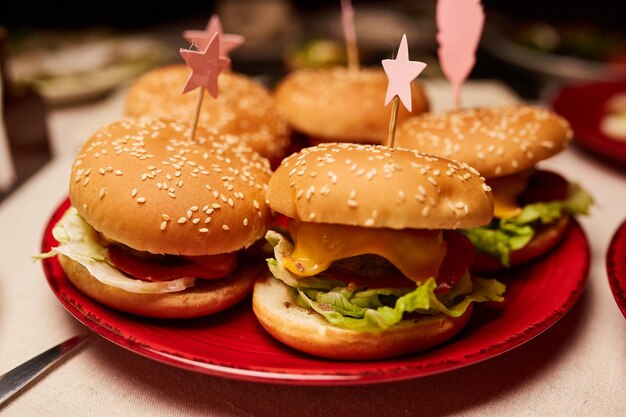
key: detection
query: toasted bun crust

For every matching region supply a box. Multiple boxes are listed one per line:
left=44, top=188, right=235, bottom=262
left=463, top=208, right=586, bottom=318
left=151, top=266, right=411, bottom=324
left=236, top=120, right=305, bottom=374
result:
left=275, top=67, right=429, bottom=143
left=471, top=215, right=572, bottom=272
left=60, top=255, right=259, bottom=318
left=69, top=117, right=272, bottom=256
left=267, top=143, right=494, bottom=229
left=396, top=105, right=573, bottom=178
left=125, top=65, right=290, bottom=160
left=252, top=276, right=472, bottom=360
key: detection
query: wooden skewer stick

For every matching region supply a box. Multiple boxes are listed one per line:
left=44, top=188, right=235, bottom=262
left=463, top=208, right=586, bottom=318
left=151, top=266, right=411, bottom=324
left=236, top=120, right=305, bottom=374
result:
left=386, top=96, right=400, bottom=149
left=346, top=40, right=359, bottom=71
left=189, top=88, right=204, bottom=142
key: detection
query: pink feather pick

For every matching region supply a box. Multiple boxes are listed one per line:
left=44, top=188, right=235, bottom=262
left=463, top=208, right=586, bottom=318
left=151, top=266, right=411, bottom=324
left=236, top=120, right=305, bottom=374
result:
left=436, top=0, right=485, bottom=108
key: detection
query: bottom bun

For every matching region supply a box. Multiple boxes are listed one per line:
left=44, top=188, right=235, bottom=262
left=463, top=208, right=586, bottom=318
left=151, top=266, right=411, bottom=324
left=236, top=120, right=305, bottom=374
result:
left=59, top=255, right=259, bottom=318
left=471, top=215, right=571, bottom=273
left=252, top=276, right=473, bottom=360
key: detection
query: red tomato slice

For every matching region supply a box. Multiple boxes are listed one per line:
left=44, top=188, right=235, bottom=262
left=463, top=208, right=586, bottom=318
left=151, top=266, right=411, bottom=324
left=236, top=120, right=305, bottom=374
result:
left=435, top=231, right=475, bottom=294
left=519, top=170, right=570, bottom=204
left=108, top=246, right=237, bottom=282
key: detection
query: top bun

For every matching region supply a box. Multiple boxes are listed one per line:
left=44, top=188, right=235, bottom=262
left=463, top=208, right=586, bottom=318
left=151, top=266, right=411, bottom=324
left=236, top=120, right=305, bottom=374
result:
left=274, top=67, right=429, bottom=144
left=124, top=65, right=290, bottom=161
left=396, top=105, right=572, bottom=178
left=69, top=117, right=273, bottom=256
left=267, top=143, right=493, bottom=230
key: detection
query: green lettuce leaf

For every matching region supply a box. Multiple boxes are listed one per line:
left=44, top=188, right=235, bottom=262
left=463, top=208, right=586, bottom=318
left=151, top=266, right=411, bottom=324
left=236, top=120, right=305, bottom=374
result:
left=35, top=208, right=195, bottom=294
left=463, top=185, right=593, bottom=266
left=296, top=275, right=505, bottom=332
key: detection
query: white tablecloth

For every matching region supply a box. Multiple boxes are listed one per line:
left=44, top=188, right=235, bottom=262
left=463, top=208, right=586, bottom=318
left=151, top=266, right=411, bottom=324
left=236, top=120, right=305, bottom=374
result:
left=1, top=80, right=625, bottom=416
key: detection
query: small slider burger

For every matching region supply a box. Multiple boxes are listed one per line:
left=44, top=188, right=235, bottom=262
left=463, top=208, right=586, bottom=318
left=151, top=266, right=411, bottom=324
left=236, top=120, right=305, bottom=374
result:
left=396, top=105, right=593, bottom=271
left=124, top=65, right=291, bottom=163
left=38, top=117, right=273, bottom=318
left=253, top=143, right=505, bottom=360
left=274, top=68, right=429, bottom=145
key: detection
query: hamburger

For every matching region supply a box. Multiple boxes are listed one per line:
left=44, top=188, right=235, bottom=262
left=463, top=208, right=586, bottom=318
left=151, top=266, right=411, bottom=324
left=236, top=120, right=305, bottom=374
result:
left=395, top=105, right=593, bottom=272
left=124, top=65, right=290, bottom=163
left=38, top=117, right=273, bottom=318
left=252, top=143, right=505, bottom=360
left=274, top=67, right=429, bottom=145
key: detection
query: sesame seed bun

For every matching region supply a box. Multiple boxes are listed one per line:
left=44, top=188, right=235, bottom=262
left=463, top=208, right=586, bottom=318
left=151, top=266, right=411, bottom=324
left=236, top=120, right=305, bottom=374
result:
left=395, top=105, right=573, bottom=178
left=124, top=65, right=290, bottom=161
left=252, top=276, right=472, bottom=360
left=274, top=67, right=429, bottom=144
left=60, top=254, right=260, bottom=318
left=69, top=117, right=272, bottom=256
left=266, top=143, right=494, bottom=230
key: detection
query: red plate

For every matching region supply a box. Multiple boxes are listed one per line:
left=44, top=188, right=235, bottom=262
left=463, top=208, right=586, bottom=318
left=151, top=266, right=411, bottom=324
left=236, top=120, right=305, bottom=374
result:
left=552, top=81, right=626, bottom=165
left=41, top=199, right=590, bottom=385
left=607, top=219, right=626, bottom=318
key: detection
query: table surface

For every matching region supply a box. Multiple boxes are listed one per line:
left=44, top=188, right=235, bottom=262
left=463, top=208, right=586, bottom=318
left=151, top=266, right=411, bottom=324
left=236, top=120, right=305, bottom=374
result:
left=1, top=80, right=625, bottom=417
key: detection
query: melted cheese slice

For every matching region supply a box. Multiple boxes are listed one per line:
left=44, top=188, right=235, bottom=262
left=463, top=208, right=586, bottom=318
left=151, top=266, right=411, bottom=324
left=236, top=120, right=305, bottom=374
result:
left=282, top=221, right=447, bottom=283
left=489, top=173, right=531, bottom=219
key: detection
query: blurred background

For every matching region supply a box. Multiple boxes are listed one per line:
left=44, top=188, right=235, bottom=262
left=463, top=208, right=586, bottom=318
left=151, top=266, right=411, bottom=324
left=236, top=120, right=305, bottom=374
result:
left=1, top=0, right=625, bottom=199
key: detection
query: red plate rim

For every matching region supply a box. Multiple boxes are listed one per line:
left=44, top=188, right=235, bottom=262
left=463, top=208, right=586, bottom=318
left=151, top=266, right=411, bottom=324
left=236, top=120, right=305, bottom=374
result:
left=551, top=80, right=626, bottom=164
left=41, top=199, right=591, bottom=385
left=607, top=219, right=626, bottom=318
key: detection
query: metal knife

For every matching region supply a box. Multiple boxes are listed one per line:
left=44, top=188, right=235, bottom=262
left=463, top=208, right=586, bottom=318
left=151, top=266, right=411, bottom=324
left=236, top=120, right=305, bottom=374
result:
left=0, top=334, right=90, bottom=406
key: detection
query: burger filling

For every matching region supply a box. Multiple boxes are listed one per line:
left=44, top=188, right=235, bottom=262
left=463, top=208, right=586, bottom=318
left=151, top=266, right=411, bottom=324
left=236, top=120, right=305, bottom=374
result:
left=463, top=170, right=593, bottom=266
left=265, top=224, right=505, bottom=332
left=36, top=208, right=236, bottom=293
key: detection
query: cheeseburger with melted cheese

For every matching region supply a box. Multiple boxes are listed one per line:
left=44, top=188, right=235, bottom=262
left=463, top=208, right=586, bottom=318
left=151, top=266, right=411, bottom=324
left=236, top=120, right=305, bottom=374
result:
left=253, top=143, right=505, bottom=360
left=396, top=105, right=593, bottom=271
left=38, top=117, right=273, bottom=318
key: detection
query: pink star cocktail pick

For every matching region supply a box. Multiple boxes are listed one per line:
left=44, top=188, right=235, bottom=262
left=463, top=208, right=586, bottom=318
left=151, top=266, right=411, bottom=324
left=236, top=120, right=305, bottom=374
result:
left=180, top=33, right=230, bottom=142
left=382, top=34, right=427, bottom=148
left=340, top=0, right=359, bottom=70
left=183, top=15, right=244, bottom=60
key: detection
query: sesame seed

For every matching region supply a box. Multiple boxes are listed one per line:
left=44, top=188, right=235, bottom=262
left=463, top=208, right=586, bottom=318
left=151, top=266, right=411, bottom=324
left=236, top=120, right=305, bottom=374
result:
left=243, top=218, right=248, bottom=226
left=131, top=189, right=138, bottom=197
left=141, top=174, right=147, bottom=181
left=162, top=214, right=170, bottom=221
left=83, top=178, right=90, bottom=186
left=309, top=212, right=316, bottom=220
left=199, top=228, right=209, bottom=233
left=205, top=217, right=212, bottom=224
left=192, top=218, right=200, bottom=224
left=422, top=206, right=430, bottom=217
left=115, top=170, right=123, bottom=176
left=137, top=197, right=146, bottom=203
left=222, top=225, right=230, bottom=231
left=168, top=192, right=176, bottom=198
left=187, top=210, right=193, bottom=219
left=365, top=218, right=375, bottom=226
left=347, top=199, right=358, bottom=207
left=99, top=188, right=105, bottom=199
left=160, top=221, right=167, bottom=230
left=212, top=203, right=221, bottom=209
left=253, top=200, right=260, bottom=209
left=98, top=168, right=105, bottom=175
left=178, top=217, right=187, bottom=224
